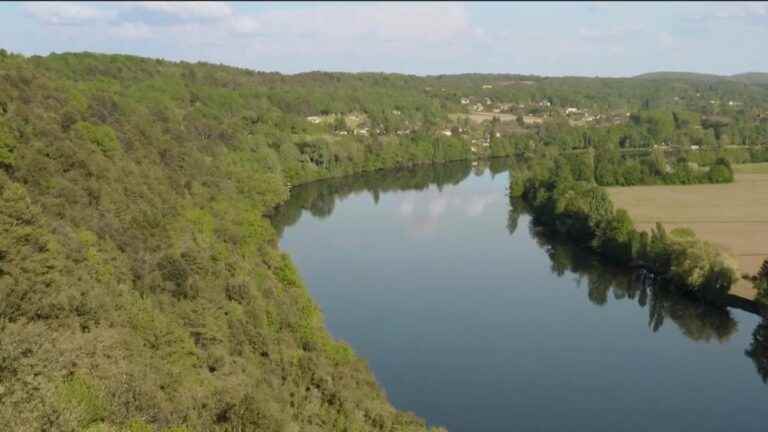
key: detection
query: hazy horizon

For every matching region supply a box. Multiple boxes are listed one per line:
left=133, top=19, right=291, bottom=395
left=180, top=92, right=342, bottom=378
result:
left=2, top=1, right=767, bottom=77
left=5, top=48, right=768, bottom=80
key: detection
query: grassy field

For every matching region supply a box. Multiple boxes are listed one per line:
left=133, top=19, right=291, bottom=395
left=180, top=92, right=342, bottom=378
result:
left=607, top=168, right=768, bottom=299
left=733, top=162, right=768, bottom=174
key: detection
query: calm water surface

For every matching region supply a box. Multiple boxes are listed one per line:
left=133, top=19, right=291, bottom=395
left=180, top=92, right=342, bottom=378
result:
left=272, top=160, right=768, bottom=432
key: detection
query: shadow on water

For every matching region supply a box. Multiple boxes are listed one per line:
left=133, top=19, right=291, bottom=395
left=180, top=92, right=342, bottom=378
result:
left=272, top=158, right=768, bottom=387
left=514, top=201, right=738, bottom=343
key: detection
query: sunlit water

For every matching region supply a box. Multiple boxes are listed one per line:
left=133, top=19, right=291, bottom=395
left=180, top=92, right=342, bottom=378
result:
left=272, top=160, right=768, bottom=432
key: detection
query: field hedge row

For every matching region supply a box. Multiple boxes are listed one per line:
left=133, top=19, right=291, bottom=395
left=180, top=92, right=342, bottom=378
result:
left=510, top=156, right=738, bottom=301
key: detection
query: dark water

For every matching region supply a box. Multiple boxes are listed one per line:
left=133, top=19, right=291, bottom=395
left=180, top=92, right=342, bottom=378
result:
left=272, top=160, right=768, bottom=432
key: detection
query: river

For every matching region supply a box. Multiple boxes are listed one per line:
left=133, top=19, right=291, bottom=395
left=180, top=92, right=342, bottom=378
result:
left=271, top=159, right=768, bottom=432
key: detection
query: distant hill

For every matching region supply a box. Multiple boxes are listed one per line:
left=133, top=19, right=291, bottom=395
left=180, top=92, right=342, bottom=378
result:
left=634, top=71, right=768, bottom=86
left=731, top=73, right=768, bottom=85
left=633, top=71, right=730, bottom=82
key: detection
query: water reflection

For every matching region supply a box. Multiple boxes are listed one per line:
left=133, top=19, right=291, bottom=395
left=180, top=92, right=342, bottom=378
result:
left=747, top=320, right=768, bottom=383
left=521, top=211, right=740, bottom=343
left=272, top=158, right=768, bottom=393
left=270, top=160, right=479, bottom=237
left=512, top=196, right=768, bottom=379
left=392, top=190, right=501, bottom=235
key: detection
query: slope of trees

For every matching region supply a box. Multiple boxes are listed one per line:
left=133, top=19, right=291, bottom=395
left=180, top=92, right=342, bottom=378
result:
left=0, top=51, right=461, bottom=432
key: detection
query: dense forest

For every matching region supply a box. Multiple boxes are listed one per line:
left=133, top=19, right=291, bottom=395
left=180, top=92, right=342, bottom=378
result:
left=1, top=49, right=768, bottom=431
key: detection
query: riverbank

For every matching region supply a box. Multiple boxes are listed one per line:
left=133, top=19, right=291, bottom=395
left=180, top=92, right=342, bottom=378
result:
left=512, top=164, right=740, bottom=303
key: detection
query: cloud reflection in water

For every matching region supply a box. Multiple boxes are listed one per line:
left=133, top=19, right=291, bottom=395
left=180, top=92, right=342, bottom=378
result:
left=396, top=187, right=500, bottom=235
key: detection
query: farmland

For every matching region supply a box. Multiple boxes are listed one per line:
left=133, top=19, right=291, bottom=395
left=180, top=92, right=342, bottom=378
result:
left=733, top=162, right=768, bottom=174
left=608, top=167, right=768, bottom=299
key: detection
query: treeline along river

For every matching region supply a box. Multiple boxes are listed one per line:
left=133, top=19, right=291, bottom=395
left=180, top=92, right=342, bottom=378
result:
left=271, top=159, right=768, bottom=432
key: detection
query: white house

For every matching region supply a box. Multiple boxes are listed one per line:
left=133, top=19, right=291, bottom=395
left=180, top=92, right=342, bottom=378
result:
left=306, top=116, right=322, bottom=124
left=441, top=130, right=453, bottom=136
left=460, top=97, right=470, bottom=105
left=565, top=107, right=579, bottom=115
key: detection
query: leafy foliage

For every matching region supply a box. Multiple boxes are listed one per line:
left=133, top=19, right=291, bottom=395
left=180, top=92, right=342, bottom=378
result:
left=513, top=150, right=737, bottom=301
left=0, top=51, right=458, bottom=431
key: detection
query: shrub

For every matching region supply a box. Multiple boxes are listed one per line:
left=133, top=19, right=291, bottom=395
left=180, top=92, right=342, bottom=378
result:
left=56, top=375, right=109, bottom=429
left=707, top=158, right=734, bottom=183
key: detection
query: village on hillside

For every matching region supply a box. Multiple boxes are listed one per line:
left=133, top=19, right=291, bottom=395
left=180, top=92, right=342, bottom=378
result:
left=300, top=81, right=761, bottom=159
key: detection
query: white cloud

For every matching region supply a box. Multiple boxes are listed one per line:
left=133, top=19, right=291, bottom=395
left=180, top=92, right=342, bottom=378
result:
left=24, top=2, right=116, bottom=25
left=228, top=3, right=471, bottom=45
left=25, top=2, right=235, bottom=29
left=428, top=196, right=449, bottom=219
left=367, top=3, right=470, bottom=43
left=210, top=3, right=476, bottom=67
left=464, top=194, right=498, bottom=217
left=23, top=2, right=474, bottom=58
left=688, top=2, right=768, bottom=25
left=712, top=3, right=768, bottom=18
left=132, top=1, right=233, bottom=20
left=110, top=22, right=153, bottom=40
left=398, top=198, right=415, bottom=217
left=230, top=15, right=261, bottom=35
left=578, top=24, right=644, bottom=41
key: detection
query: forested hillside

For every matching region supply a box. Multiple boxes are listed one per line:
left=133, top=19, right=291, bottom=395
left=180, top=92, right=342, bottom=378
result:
left=1, top=50, right=768, bottom=431
left=0, top=51, right=462, bottom=432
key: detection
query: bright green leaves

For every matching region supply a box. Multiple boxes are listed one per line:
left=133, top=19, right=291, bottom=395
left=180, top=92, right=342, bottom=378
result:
left=56, top=375, right=109, bottom=429
left=72, top=121, right=120, bottom=155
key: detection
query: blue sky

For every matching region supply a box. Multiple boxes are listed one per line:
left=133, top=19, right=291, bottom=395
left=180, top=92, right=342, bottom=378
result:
left=1, top=1, right=767, bottom=76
